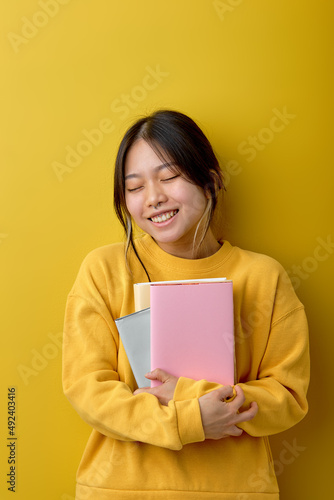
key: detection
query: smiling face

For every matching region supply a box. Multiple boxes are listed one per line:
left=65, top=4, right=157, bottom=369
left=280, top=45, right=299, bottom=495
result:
left=124, top=139, right=213, bottom=258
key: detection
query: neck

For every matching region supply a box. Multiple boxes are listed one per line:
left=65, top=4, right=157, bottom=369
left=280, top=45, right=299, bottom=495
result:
left=155, top=228, right=222, bottom=259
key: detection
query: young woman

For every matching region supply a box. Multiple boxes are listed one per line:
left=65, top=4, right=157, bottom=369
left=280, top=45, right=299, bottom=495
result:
left=62, top=110, right=310, bottom=500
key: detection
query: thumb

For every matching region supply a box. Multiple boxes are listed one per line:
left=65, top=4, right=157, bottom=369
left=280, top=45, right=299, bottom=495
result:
left=145, top=368, right=171, bottom=383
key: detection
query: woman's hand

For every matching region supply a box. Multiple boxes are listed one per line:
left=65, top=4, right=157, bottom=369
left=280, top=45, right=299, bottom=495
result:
left=199, top=385, right=258, bottom=439
left=134, top=372, right=258, bottom=440
left=133, top=368, right=178, bottom=406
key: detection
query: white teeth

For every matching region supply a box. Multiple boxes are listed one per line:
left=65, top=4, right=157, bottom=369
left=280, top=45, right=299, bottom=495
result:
left=151, top=210, right=177, bottom=223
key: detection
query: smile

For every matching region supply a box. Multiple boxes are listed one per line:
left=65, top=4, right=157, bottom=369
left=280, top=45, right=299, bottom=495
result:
left=150, top=210, right=178, bottom=223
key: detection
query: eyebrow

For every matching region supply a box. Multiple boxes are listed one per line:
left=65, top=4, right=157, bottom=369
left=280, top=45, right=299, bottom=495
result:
left=125, top=162, right=175, bottom=181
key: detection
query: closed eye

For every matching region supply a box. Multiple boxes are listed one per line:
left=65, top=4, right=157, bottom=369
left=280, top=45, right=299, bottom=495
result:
left=161, top=175, right=179, bottom=182
left=127, top=186, right=143, bottom=192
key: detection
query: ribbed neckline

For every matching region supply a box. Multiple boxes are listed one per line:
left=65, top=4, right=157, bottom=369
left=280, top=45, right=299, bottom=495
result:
left=135, top=234, right=235, bottom=274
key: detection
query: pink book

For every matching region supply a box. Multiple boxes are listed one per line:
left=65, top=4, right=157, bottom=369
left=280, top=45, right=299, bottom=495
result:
left=150, top=281, right=234, bottom=387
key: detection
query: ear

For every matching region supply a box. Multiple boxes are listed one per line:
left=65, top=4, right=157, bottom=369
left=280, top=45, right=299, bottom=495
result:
left=204, top=186, right=211, bottom=199
left=205, top=170, right=223, bottom=199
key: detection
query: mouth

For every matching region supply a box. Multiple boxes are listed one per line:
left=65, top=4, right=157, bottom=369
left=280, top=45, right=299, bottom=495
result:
left=149, top=209, right=178, bottom=223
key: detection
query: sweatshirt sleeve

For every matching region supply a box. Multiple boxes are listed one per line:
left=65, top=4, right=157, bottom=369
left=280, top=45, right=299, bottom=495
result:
left=237, top=305, right=310, bottom=436
left=62, top=290, right=205, bottom=450
left=174, top=303, right=310, bottom=437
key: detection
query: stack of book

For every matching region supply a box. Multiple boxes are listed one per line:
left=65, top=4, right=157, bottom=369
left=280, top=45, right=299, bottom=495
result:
left=115, top=279, right=235, bottom=388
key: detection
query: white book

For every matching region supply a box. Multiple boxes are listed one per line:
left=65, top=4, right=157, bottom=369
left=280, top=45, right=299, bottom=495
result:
left=134, top=278, right=227, bottom=312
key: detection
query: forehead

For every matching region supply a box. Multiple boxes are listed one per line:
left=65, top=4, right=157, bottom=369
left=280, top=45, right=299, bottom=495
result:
left=124, top=139, right=170, bottom=176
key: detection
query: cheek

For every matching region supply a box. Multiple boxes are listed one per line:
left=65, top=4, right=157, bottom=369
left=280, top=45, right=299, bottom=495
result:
left=125, top=195, right=144, bottom=222
left=183, top=187, right=208, bottom=215
left=171, top=181, right=206, bottom=208
left=124, top=195, right=136, bottom=218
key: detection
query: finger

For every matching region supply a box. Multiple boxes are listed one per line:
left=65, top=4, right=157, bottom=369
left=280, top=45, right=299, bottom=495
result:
left=133, top=386, right=152, bottom=395
left=248, top=401, right=258, bottom=417
left=145, top=368, right=171, bottom=383
left=235, top=401, right=258, bottom=423
left=144, top=371, right=158, bottom=380
left=228, top=425, right=244, bottom=437
left=213, top=385, right=234, bottom=401
left=229, top=385, right=246, bottom=408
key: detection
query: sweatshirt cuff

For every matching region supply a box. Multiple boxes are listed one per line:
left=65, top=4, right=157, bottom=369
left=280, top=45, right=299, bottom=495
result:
left=174, top=376, right=223, bottom=401
left=174, top=398, right=205, bottom=445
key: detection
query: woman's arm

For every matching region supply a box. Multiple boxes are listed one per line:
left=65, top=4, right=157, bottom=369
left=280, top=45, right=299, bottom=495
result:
left=62, top=293, right=206, bottom=450
left=134, top=368, right=258, bottom=439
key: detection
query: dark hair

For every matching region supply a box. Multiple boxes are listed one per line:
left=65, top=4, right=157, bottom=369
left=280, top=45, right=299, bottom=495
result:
left=113, top=109, right=225, bottom=279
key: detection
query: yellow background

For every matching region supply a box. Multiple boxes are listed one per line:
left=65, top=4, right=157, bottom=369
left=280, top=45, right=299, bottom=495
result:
left=1, top=1, right=333, bottom=498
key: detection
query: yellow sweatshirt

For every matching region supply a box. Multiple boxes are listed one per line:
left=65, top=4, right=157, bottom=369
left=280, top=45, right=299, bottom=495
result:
left=62, top=235, right=310, bottom=500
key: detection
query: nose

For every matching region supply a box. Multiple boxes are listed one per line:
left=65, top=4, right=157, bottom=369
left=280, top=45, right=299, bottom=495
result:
left=145, top=180, right=168, bottom=209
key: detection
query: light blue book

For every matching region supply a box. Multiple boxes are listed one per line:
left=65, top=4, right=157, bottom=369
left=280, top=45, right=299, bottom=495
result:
left=115, top=307, right=150, bottom=389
